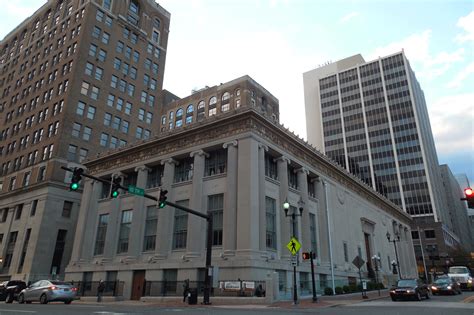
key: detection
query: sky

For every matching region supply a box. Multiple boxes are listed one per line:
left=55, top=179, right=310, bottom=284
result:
left=0, top=0, right=472, bottom=185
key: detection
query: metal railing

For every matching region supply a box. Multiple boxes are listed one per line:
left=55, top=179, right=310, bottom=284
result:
left=143, top=280, right=266, bottom=297
left=74, top=281, right=124, bottom=297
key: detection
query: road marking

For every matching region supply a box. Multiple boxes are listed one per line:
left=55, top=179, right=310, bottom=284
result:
left=463, top=295, right=474, bottom=303
left=0, top=310, right=36, bottom=313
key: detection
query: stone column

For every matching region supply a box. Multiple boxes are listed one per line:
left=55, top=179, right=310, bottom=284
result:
left=276, top=156, right=290, bottom=259
left=236, top=137, right=260, bottom=255
left=258, top=143, right=268, bottom=251
left=128, top=166, right=150, bottom=257
left=223, top=140, right=238, bottom=254
left=316, top=179, right=329, bottom=264
left=104, top=172, right=125, bottom=259
left=186, top=150, right=208, bottom=258
left=156, top=158, right=176, bottom=258
left=297, top=168, right=310, bottom=252
left=70, top=178, right=102, bottom=262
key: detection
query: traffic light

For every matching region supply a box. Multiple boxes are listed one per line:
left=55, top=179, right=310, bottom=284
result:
left=158, top=189, right=168, bottom=208
left=463, top=187, right=474, bottom=208
left=69, top=168, right=84, bottom=191
left=302, top=251, right=316, bottom=260
left=110, top=176, right=122, bottom=198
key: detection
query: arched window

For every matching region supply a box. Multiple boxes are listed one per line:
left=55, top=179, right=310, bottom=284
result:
left=221, top=92, right=230, bottom=112
left=175, top=108, right=183, bottom=127
left=154, top=18, right=161, bottom=29
left=186, top=104, right=194, bottom=124
left=197, top=100, right=205, bottom=121
left=161, top=115, right=166, bottom=125
left=128, top=1, right=140, bottom=25
left=209, top=97, right=217, bottom=116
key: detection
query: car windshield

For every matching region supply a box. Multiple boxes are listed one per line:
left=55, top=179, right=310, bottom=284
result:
left=449, top=267, right=469, bottom=274
left=397, top=279, right=417, bottom=287
left=7, top=281, right=23, bottom=286
left=434, top=278, right=450, bottom=284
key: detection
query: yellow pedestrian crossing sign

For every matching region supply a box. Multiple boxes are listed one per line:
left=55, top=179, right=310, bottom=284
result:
left=286, top=237, right=301, bottom=255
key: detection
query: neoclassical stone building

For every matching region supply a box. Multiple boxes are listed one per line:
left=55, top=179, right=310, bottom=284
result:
left=65, top=76, right=416, bottom=300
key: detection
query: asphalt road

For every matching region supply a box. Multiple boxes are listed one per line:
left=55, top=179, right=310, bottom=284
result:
left=0, top=291, right=471, bottom=315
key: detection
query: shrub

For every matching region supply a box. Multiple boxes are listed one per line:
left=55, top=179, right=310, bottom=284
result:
left=335, top=286, right=344, bottom=295
left=324, top=287, right=333, bottom=295
left=342, top=285, right=350, bottom=293
left=367, top=281, right=375, bottom=290
left=349, top=284, right=358, bottom=292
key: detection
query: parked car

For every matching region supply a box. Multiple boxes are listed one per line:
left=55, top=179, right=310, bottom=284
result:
left=431, top=277, right=462, bottom=295
left=18, top=280, right=77, bottom=304
left=448, top=266, right=473, bottom=290
left=389, top=278, right=430, bottom=301
left=0, top=281, right=27, bottom=303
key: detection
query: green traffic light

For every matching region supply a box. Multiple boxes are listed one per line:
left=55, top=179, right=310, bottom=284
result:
left=111, top=191, right=119, bottom=198
left=158, top=201, right=166, bottom=208
left=70, top=182, right=79, bottom=190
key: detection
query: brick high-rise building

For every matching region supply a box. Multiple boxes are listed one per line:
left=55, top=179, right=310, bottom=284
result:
left=0, top=0, right=170, bottom=281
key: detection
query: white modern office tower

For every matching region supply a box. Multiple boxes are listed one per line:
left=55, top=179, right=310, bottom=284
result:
left=303, top=51, right=460, bottom=263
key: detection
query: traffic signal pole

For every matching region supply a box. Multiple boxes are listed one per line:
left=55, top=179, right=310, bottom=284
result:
left=61, top=166, right=214, bottom=305
left=310, top=253, right=317, bottom=302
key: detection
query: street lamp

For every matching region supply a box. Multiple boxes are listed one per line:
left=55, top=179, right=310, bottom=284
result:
left=371, top=255, right=381, bottom=296
left=386, top=231, right=401, bottom=279
left=283, top=198, right=303, bottom=305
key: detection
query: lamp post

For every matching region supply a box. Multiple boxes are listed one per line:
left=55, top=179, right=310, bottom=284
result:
left=386, top=231, right=401, bottom=279
left=283, top=198, right=303, bottom=305
left=371, top=255, right=381, bottom=296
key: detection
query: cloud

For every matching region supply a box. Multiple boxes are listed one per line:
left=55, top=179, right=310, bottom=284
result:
left=368, top=30, right=465, bottom=80
left=429, top=93, right=474, bottom=155
left=455, top=11, right=474, bottom=43
left=446, top=61, right=474, bottom=88
left=339, top=11, right=360, bottom=24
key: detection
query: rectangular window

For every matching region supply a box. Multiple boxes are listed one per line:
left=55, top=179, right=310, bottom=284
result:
left=87, top=106, right=96, bottom=120
left=94, top=214, right=109, bottom=255
left=62, top=201, right=73, bottom=218
left=104, top=113, right=112, bottom=126
left=85, top=62, right=93, bottom=75
left=343, top=242, right=349, bottom=262
left=265, top=197, right=276, bottom=249
left=3, top=231, right=18, bottom=269
left=67, top=144, right=77, bottom=161
left=79, top=148, right=88, bottom=163
left=72, top=122, right=81, bottom=137
left=92, top=26, right=101, bottom=39
left=17, top=228, right=31, bottom=273
left=173, top=200, right=189, bottom=249
left=208, top=194, right=223, bottom=246
left=310, top=213, right=317, bottom=254
left=76, top=101, right=85, bottom=116
left=30, top=200, right=38, bottom=216
left=424, top=230, right=435, bottom=239
left=100, top=133, right=108, bottom=147
left=205, top=149, right=227, bottom=176
left=143, top=206, right=158, bottom=251
left=117, top=210, right=132, bottom=253
left=15, top=204, right=23, bottom=220
left=0, top=208, right=8, bottom=222
left=83, top=127, right=92, bottom=141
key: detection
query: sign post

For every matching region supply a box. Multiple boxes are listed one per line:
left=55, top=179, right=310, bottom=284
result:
left=286, top=237, right=301, bottom=305
left=352, top=256, right=367, bottom=299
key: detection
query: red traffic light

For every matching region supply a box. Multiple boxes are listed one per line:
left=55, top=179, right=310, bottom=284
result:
left=465, top=187, right=473, bottom=197
left=302, top=252, right=310, bottom=260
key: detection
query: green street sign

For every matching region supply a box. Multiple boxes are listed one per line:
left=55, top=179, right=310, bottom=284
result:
left=128, top=185, right=145, bottom=196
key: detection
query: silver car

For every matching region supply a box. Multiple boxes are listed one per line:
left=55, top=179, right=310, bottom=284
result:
left=18, top=280, right=77, bottom=304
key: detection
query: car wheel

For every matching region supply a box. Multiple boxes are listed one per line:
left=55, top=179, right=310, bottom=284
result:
left=425, top=292, right=430, bottom=299
left=416, top=292, right=422, bottom=301
left=5, top=293, right=13, bottom=303
left=18, top=294, right=25, bottom=304
left=64, top=300, right=72, bottom=304
left=40, top=294, right=48, bottom=304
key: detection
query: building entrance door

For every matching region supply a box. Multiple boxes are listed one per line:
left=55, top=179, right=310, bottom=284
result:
left=131, top=270, right=146, bottom=300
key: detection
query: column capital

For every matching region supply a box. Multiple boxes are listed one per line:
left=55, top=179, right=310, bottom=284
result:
left=134, top=165, right=151, bottom=173
left=310, top=175, right=321, bottom=183
left=258, top=143, right=268, bottom=151
left=223, top=140, right=238, bottom=149
left=161, top=158, right=177, bottom=166
left=274, top=156, right=290, bottom=165
left=296, top=167, right=309, bottom=175
left=190, top=149, right=209, bottom=158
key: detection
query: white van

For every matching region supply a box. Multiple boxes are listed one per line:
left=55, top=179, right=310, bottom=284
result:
left=448, top=266, right=473, bottom=290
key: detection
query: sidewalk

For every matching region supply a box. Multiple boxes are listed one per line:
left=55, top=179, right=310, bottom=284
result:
left=271, top=289, right=390, bottom=309
left=74, top=290, right=389, bottom=309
